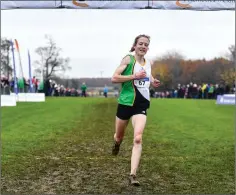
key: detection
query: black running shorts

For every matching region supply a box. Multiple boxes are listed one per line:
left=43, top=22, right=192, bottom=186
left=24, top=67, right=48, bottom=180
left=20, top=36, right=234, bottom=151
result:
left=116, top=104, right=148, bottom=120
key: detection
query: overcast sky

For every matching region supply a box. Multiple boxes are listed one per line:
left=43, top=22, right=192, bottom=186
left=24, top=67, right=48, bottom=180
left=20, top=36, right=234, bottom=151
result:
left=1, top=9, right=235, bottom=78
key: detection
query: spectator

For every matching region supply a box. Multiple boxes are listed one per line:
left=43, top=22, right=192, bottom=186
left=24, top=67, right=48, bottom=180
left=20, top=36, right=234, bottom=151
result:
left=190, top=84, right=198, bottom=99
left=81, top=82, right=87, bottom=97
left=104, top=84, right=108, bottom=98
left=208, top=84, right=214, bottom=99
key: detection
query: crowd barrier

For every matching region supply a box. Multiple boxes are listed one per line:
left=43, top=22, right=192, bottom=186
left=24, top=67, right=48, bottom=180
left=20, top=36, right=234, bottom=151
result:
left=13, top=93, right=45, bottom=102
left=1, top=93, right=45, bottom=107
left=1, top=94, right=17, bottom=107
left=216, top=94, right=235, bottom=105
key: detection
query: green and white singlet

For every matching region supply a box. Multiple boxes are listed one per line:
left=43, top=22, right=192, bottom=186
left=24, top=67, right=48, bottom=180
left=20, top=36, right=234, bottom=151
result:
left=118, top=54, right=151, bottom=109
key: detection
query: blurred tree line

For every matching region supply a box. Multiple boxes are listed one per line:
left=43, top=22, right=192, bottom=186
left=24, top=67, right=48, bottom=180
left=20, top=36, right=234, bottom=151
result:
left=151, top=45, right=235, bottom=90
left=1, top=35, right=235, bottom=90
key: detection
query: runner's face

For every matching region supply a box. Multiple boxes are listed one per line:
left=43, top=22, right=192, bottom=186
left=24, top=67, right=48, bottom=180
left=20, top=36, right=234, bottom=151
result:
left=134, top=37, right=149, bottom=56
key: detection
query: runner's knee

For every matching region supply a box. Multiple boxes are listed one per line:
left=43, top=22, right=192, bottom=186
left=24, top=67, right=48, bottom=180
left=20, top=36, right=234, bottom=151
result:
left=134, top=134, right=142, bottom=144
left=114, top=133, right=123, bottom=142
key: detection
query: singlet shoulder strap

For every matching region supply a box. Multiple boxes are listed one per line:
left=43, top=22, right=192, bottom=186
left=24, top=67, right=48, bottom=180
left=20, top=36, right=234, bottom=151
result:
left=122, top=54, right=135, bottom=66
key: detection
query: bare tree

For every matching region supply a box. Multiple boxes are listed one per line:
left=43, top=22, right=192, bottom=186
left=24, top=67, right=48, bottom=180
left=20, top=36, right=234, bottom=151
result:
left=71, top=79, right=80, bottom=89
left=228, top=45, right=235, bottom=62
left=34, top=35, right=71, bottom=80
left=160, top=50, right=185, bottom=61
left=1, top=38, right=13, bottom=77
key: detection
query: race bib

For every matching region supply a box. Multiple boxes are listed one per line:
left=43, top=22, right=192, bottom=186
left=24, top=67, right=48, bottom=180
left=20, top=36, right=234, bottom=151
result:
left=134, top=77, right=150, bottom=88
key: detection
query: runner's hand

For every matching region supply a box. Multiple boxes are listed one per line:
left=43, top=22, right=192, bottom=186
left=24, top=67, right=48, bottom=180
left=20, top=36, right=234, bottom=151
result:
left=134, top=70, right=146, bottom=79
left=152, top=79, right=161, bottom=88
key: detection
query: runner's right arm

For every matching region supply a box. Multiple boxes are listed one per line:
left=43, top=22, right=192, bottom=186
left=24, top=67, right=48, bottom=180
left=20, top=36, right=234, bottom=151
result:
left=111, top=56, right=146, bottom=83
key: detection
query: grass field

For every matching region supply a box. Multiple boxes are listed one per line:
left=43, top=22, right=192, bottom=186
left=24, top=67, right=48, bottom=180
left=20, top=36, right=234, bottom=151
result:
left=1, top=97, right=235, bottom=194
